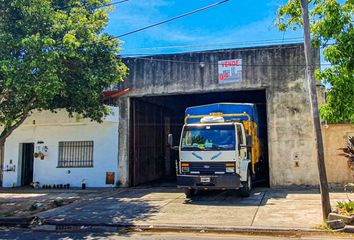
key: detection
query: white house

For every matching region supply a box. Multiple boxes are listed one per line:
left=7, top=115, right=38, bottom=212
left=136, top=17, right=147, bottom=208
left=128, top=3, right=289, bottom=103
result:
left=1, top=107, right=119, bottom=188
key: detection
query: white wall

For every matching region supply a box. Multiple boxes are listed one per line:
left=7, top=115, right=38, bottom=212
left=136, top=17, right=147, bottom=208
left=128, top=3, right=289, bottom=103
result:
left=2, top=108, right=119, bottom=188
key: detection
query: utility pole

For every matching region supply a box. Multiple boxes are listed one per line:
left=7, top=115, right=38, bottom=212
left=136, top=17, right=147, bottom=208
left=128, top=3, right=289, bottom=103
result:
left=300, top=0, right=331, bottom=220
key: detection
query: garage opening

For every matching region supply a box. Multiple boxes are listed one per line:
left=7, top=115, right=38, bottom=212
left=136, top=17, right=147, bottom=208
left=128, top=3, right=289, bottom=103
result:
left=129, top=90, right=269, bottom=187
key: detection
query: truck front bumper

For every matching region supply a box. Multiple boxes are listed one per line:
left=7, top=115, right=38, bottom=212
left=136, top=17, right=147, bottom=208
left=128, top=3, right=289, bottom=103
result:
left=177, top=174, right=241, bottom=190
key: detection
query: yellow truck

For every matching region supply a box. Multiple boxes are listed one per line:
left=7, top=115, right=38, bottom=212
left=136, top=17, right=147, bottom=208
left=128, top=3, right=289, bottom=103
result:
left=168, top=103, right=263, bottom=198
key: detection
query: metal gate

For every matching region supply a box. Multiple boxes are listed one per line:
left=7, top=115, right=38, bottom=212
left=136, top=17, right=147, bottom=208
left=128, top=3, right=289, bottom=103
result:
left=130, top=99, right=173, bottom=186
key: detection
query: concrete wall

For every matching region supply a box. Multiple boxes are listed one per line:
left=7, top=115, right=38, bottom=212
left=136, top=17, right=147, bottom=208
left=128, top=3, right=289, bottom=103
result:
left=2, top=108, right=119, bottom=188
left=118, top=43, right=321, bottom=187
left=322, top=124, right=354, bottom=185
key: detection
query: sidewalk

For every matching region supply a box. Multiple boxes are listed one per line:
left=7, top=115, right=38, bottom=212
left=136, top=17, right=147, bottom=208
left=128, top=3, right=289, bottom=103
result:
left=34, top=186, right=354, bottom=230
left=0, top=187, right=122, bottom=220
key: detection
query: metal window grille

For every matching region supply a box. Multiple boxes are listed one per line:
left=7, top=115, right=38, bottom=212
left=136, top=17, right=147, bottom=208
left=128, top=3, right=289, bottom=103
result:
left=58, top=141, right=93, bottom=167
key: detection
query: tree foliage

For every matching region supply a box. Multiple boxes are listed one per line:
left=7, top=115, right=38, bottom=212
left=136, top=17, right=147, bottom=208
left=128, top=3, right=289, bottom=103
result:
left=277, top=0, right=353, bottom=123
left=0, top=0, right=127, bottom=144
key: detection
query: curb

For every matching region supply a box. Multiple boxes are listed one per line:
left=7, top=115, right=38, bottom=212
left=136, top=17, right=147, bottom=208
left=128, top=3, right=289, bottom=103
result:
left=0, top=217, right=35, bottom=227
left=32, top=221, right=328, bottom=236
left=4, top=218, right=354, bottom=237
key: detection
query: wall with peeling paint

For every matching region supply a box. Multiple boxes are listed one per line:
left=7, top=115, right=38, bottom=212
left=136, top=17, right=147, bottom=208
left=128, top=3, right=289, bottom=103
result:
left=117, top=43, right=321, bottom=187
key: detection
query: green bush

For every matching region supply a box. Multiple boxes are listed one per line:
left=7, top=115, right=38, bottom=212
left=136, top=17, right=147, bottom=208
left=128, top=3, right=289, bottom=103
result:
left=337, top=200, right=354, bottom=215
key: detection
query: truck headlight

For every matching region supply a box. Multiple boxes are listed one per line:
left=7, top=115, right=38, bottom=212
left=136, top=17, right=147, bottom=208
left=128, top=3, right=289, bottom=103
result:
left=181, top=163, right=189, bottom=173
left=225, top=163, right=235, bottom=173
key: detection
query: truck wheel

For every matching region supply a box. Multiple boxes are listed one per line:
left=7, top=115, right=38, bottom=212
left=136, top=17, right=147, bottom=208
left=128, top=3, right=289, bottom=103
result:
left=240, top=170, right=252, bottom=197
left=185, top=189, right=196, bottom=198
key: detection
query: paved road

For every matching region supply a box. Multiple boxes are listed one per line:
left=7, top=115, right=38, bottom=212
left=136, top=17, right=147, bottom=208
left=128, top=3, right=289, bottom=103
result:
left=0, top=228, right=353, bottom=240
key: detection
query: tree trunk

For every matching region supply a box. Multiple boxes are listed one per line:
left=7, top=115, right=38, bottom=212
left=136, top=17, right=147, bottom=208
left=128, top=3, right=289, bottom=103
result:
left=0, top=114, right=29, bottom=146
left=0, top=98, right=35, bottom=145
left=300, top=0, right=331, bottom=220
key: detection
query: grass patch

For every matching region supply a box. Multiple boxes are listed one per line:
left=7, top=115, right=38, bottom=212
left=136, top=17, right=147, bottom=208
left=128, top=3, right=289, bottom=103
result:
left=312, top=223, right=333, bottom=232
left=337, top=200, right=354, bottom=216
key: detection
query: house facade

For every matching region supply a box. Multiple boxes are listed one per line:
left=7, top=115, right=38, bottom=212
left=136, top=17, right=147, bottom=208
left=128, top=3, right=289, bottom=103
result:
left=1, top=107, right=119, bottom=188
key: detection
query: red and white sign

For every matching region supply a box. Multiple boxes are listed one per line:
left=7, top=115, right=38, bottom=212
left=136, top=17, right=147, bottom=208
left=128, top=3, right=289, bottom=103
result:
left=218, top=59, right=242, bottom=84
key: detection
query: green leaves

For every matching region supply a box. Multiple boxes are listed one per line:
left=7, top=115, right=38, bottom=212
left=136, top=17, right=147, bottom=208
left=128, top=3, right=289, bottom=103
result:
left=276, top=0, right=354, bottom=123
left=0, top=0, right=127, bottom=143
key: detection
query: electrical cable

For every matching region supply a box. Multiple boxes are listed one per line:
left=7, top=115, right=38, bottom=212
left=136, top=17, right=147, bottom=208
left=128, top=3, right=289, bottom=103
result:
left=119, top=42, right=334, bottom=58
left=103, top=0, right=130, bottom=7
left=56, top=0, right=129, bottom=11
left=113, top=0, right=229, bottom=38
left=123, top=56, right=331, bottom=67
left=119, top=44, right=307, bottom=56
left=121, top=37, right=305, bottom=51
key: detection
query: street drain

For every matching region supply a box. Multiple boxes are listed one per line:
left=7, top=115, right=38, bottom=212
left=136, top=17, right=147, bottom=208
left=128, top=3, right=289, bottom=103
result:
left=55, top=225, right=83, bottom=231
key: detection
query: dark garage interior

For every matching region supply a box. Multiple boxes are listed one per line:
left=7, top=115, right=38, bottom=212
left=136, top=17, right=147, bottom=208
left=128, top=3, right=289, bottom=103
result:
left=129, top=90, right=269, bottom=187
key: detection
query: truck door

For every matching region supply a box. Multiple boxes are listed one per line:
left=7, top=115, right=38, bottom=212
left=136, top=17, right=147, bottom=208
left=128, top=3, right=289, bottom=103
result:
left=236, top=123, right=247, bottom=161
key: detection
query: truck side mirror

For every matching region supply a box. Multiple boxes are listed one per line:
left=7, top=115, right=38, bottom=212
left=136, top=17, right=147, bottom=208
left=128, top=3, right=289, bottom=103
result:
left=167, top=134, right=173, bottom=147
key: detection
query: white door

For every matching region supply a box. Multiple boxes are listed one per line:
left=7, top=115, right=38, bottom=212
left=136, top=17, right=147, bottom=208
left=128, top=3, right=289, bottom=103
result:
left=236, top=123, right=247, bottom=160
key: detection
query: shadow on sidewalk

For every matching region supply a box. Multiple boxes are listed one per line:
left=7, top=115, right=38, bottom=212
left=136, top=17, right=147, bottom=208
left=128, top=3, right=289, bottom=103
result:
left=37, top=185, right=333, bottom=227
left=40, top=193, right=162, bottom=226
left=183, top=186, right=322, bottom=206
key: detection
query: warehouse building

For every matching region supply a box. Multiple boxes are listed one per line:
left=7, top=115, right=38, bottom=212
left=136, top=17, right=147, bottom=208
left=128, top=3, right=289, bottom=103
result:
left=116, top=43, right=321, bottom=187
left=3, top=43, right=351, bottom=189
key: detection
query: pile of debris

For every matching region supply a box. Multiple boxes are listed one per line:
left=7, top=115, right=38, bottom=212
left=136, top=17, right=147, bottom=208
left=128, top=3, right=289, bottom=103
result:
left=327, top=210, right=354, bottom=233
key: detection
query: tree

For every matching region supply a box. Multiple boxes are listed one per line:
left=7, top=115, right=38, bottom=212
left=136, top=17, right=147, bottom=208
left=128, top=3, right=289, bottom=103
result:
left=277, top=0, right=354, bottom=123
left=0, top=0, right=127, bottom=145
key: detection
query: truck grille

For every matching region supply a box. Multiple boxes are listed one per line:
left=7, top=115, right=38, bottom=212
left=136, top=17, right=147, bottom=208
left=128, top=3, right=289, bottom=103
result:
left=188, top=162, right=228, bottom=175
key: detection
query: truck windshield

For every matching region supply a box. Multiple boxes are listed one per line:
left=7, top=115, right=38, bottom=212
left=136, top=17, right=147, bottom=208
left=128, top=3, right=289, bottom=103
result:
left=181, top=125, right=235, bottom=151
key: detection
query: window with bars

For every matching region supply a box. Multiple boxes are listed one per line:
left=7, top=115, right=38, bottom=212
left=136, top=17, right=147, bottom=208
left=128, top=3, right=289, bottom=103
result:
left=58, top=141, right=94, bottom=167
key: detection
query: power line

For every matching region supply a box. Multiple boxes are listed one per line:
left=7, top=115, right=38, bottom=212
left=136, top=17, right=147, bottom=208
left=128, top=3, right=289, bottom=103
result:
left=96, top=0, right=130, bottom=9
left=104, top=0, right=130, bottom=7
left=121, top=37, right=304, bottom=51
left=114, top=0, right=229, bottom=39
left=119, top=41, right=334, bottom=57
left=123, top=56, right=331, bottom=67
left=56, top=0, right=129, bottom=11
left=119, top=44, right=307, bottom=57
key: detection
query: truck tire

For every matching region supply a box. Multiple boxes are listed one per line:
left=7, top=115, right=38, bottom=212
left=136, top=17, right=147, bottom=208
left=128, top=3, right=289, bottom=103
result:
left=240, top=169, right=252, bottom=197
left=185, top=189, right=196, bottom=198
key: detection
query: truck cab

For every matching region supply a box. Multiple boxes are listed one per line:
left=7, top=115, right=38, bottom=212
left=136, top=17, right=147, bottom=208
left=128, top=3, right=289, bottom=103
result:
left=172, top=103, right=261, bottom=198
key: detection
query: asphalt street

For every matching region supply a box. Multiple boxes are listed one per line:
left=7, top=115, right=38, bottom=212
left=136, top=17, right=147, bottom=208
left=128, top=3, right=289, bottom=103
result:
left=0, top=228, right=353, bottom=240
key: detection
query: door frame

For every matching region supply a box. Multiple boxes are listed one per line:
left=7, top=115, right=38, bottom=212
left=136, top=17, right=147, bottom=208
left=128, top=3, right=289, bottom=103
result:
left=20, top=142, right=35, bottom=186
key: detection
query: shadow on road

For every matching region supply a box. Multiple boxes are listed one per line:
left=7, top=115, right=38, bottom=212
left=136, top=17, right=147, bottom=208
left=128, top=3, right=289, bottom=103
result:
left=0, top=228, right=129, bottom=240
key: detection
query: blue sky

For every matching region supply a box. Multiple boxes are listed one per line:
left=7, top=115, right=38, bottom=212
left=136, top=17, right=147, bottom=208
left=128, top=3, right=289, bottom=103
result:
left=105, top=0, right=303, bottom=56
